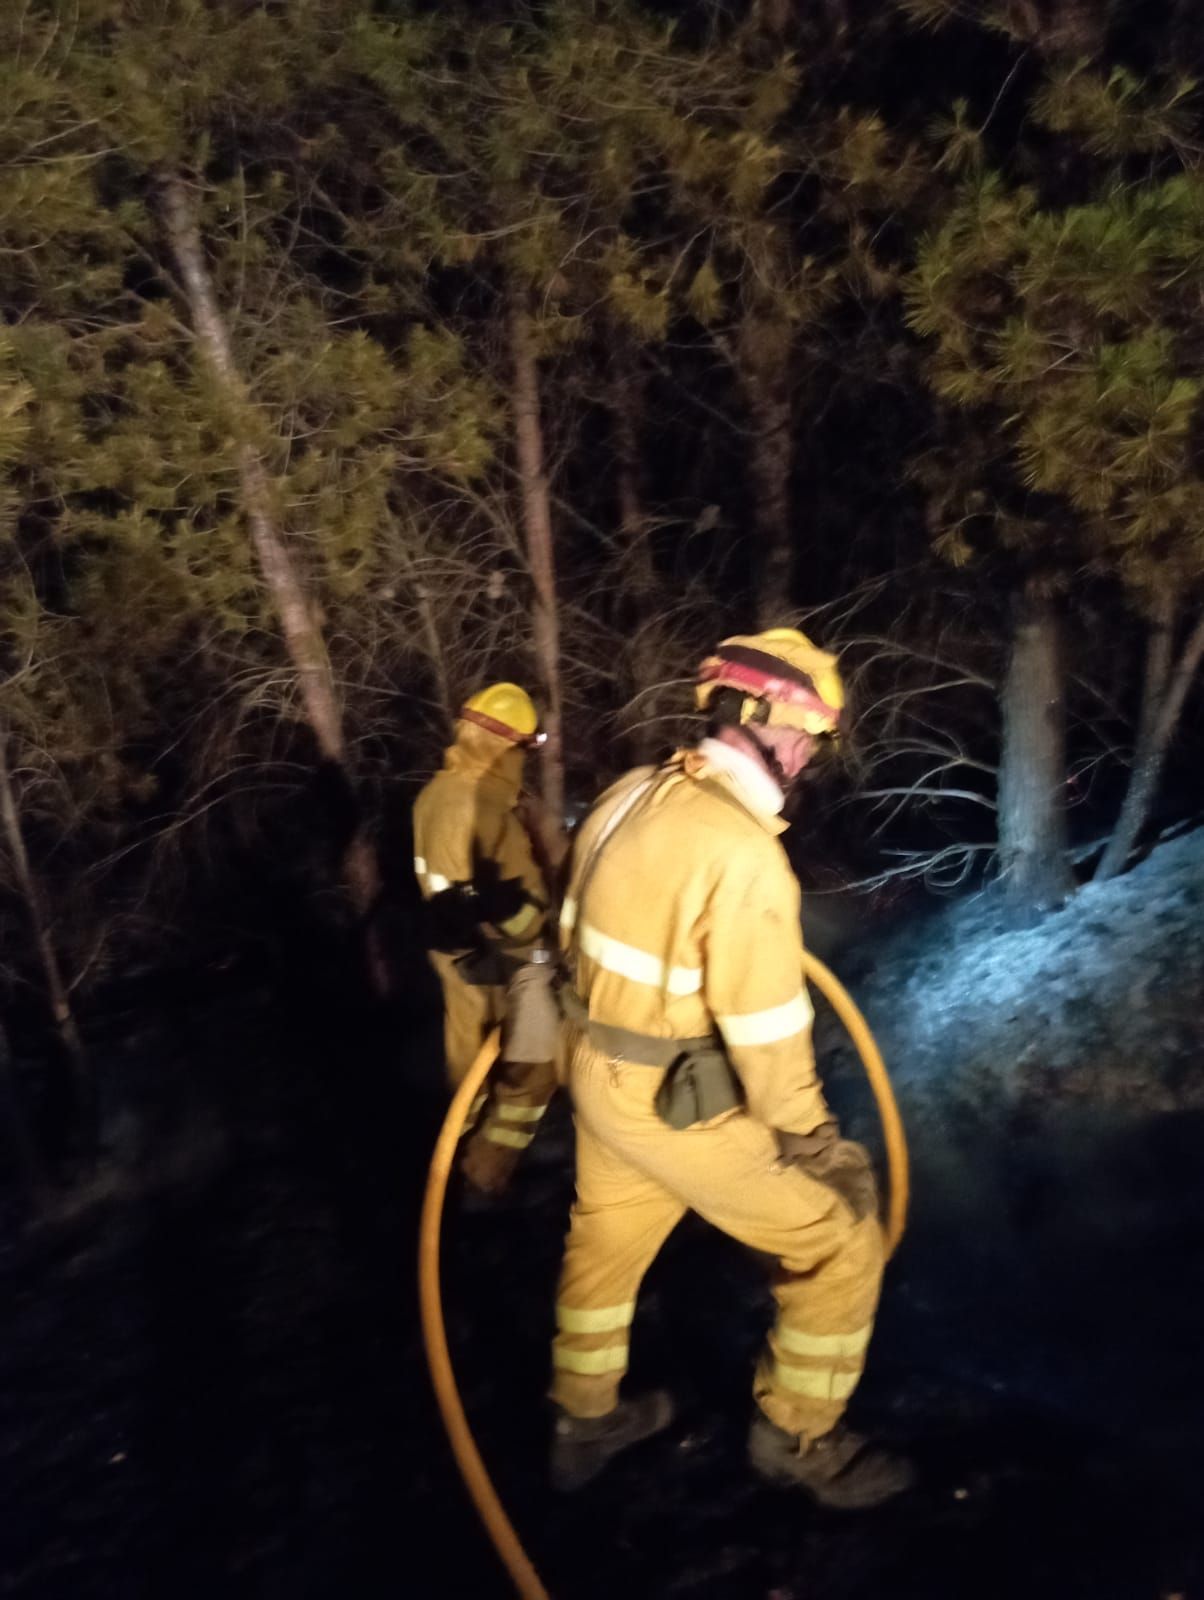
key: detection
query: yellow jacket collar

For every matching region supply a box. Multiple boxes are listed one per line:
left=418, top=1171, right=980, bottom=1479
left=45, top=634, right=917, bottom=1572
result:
left=685, top=738, right=788, bottom=835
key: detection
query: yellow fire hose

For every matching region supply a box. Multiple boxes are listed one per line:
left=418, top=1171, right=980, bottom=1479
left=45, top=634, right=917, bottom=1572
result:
left=418, top=949, right=909, bottom=1600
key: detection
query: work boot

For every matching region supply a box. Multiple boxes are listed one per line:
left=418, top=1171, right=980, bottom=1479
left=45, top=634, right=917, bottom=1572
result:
left=459, top=1131, right=521, bottom=1201
left=551, top=1391, right=674, bottom=1492
left=748, top=1414, right=915, bottom=1509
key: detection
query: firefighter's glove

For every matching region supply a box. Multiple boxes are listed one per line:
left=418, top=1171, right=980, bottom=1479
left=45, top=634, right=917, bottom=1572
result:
left=424, top=884, right=485, bottom=954
left=474, top=871, right=528, bottom=930
left=777, top=1124, right=879, bottom=1223
left=776, top=1121, right=840, bottom=1167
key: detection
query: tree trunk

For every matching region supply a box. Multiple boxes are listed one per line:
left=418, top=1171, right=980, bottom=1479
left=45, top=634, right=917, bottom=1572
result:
left=737, top=314, right=795, bottom=627
left=1020, top=0, right=1107, bottom=59
left=396, top=541, right=455, bottom=731
left=0, top=727, right=92, bottom=1164
left=0, top=1012, right=49, bottom=1217
left=158, top=174, right=389, bottom=997
left=414, top=582, right=455, bottom=730
left=997, top=578, right=1073, bottom=912
left=508, top=289, right=566, bottom=828
left=609, top=346, right=662, bottom=764
left=611, top=345, right=654, bottom=598
left=750, top=0, right=794, bottom=35
left=1096, top=591, right=1204, bottom=881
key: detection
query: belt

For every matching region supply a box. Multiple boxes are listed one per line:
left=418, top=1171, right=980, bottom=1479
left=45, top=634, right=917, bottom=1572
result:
left=560, top=986, right=717, bottom=1068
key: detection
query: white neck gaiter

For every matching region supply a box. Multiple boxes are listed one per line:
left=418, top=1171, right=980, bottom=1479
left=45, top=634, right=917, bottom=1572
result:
left=697, top=736, right=785, bottom=819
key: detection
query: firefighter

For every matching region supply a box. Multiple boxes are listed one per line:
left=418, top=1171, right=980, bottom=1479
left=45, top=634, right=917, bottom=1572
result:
left=413, top=683, right=559, bottom=1198
left=549, top=629, right=914, bottom=1506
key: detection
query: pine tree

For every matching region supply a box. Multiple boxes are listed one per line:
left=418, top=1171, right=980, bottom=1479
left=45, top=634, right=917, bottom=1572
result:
left=908, top=45, right=1204, bottom=898
left=30, top=0, right=492, bottom=990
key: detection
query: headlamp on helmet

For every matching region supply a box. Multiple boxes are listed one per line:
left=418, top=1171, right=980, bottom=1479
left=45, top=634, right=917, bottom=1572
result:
left=460, top=682, right=545, bottom=747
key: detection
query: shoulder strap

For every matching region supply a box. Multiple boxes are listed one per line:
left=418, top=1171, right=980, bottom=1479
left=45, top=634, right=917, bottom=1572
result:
left=567, top=769, right=667, bottom=965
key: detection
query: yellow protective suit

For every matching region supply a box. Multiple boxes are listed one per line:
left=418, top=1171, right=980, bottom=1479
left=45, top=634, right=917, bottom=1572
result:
left=552, top=741, right=884, bottom=1439
left=413, top=720, right=558, bottom=1182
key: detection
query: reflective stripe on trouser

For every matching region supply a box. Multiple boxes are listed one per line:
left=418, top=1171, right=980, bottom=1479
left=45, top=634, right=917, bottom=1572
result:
left=552, top=1030, right=884, bottom=1435
left=465, top=1067, right=556, bottom=1192
left=430, top=952, right=557, bottom=1158
left=480, top=1082, right=554, bottom=1150
left=482, top=962, right=559, bottom=1148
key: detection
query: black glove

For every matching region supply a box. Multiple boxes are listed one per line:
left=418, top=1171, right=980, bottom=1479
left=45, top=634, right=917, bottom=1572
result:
left=423, top=884, right=485, bottom=953
left=776, top=1124, right=879, bottom=1222
left=423, top=868, right=530, bottom=955
left=776, top=1121, right=840, bottom=1166
left=471, top=860, right=529, bottom=930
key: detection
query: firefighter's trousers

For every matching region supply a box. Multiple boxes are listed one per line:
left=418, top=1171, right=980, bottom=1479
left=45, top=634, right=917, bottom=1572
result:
left=429, top=950, right=558, bottom=1157
left=552, top=1032, right=884, bottom=1440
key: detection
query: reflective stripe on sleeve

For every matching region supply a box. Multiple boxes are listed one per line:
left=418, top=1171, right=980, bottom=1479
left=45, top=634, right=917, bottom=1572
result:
left=499, top=901, right=541, bottom=939
left=560, top=895, right=578, bottom=934
left=484, top=1126, right=535, bottom=1150
left=414, top=855, right=453, bottom=895
left=717, top=990, right=813, bottom=1047
left=577, top=921, right=702, bottom=996
left=552, top=1343, right=629, bottom=1376
left=776, top=1323, right=873, bottom=1360
left=773, top=1363, right=859, bottom=1401
left=556, top=1301, right=636, bottom=1334
left=415, top=854, right=451, bottom=891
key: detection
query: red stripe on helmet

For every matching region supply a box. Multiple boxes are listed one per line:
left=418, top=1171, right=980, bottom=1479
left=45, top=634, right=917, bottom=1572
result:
left=698, top=657, right=842, bottom=726
left=460, top=706, right=532, bottom=744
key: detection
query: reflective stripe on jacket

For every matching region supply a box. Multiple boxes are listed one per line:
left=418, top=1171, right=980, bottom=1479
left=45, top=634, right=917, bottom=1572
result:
left=413, top=720, right=547, bottom=947
left=560, top=747, right=829, bottom=1135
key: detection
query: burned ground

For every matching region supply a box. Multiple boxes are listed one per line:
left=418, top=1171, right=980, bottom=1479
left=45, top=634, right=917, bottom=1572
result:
left=2, top=834, right=1203, bottom=1598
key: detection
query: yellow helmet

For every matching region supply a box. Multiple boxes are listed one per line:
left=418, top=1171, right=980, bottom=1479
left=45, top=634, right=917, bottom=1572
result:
left=461, top=682, right=544, bottom=745
left=695, top=627, right=844, bottom=735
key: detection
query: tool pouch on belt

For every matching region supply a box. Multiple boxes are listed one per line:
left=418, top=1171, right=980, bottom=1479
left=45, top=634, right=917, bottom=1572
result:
left=654, top=1045, right=744, bottom=1130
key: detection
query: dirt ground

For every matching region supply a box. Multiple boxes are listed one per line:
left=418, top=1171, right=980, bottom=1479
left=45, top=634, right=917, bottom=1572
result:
left=1, top=890, right=1202, bottom=1599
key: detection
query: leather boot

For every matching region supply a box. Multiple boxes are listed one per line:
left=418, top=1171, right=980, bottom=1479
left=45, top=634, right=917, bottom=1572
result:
left=550, top=1390, right=674, bottom=1492
left=459, top=1131, right=521, bottom=1199
left=749, top=1414, right=915, bottom=1509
